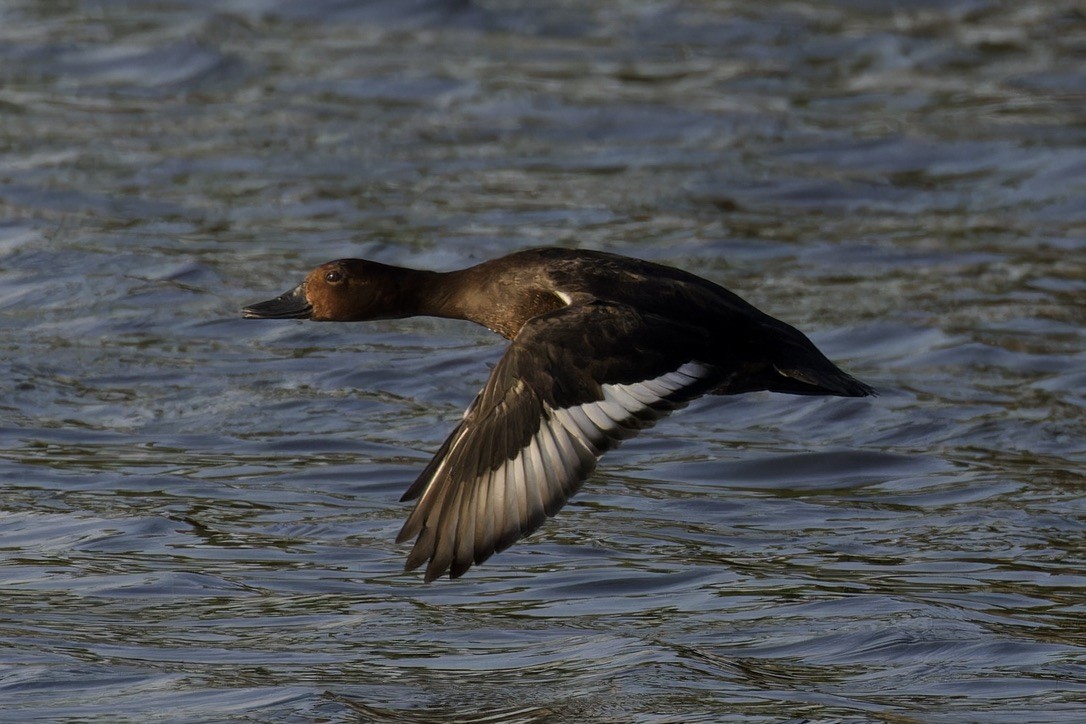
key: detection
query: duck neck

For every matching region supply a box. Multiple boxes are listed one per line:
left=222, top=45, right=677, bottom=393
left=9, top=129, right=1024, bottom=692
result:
left=409, top=264, right=523, bottom=339
left=405, top=266, right=481, bottom=321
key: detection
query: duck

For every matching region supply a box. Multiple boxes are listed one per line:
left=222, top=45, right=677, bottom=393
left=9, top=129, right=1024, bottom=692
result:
left=242, top=247, right=874, bottom=581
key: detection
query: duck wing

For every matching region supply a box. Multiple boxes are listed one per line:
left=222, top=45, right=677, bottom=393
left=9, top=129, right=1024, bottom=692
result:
left=396, top=301, right=719, bottom=581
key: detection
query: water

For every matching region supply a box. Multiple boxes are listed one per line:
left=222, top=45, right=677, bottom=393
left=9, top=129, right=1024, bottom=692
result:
left=1, top=0, right=1084, bottom=720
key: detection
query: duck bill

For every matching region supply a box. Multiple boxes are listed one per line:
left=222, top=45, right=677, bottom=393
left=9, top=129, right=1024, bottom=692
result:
left=242, top=284, right=313, bottom=319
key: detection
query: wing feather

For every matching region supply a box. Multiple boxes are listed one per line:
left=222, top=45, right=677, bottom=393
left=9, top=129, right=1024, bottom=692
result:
left=397, top=302, right=719, bottom=580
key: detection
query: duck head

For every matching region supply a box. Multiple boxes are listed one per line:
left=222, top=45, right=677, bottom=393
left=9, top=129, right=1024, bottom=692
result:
left=242, top=259, right=417, bottom=322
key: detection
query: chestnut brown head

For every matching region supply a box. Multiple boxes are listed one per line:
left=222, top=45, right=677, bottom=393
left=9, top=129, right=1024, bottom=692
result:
left=242, top=259, right=410, bottom=322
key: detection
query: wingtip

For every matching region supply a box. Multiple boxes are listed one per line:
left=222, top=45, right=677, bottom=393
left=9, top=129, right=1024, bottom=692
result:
left=773, top=363, right=876, bottom=399
left=839, top=376, right=877, bottom=398
left=424, top=556, right=452, bottom=583
left=395, top=519, right=418, bottom=544
left=403, top=552, right=424, bottom=574
left=404, top=551, right=466, bottom=583
left=449, top=558, right=472, bottom=579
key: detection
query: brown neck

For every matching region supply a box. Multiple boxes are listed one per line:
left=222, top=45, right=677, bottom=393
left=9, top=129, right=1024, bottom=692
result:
left=409, top=266, right=496, bottom=331
left=408, top=265, right=528, bottom=338
left=396, top=260, right=563, bottom=339
left=407, top=267, right=467, bottom=319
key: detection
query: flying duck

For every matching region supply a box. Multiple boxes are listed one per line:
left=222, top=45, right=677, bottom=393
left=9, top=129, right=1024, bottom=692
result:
left=242, top=247, right=874, bottom=581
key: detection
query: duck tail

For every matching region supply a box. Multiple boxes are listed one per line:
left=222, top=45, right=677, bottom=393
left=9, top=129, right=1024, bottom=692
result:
left=713, top=321, right=875, bottom=398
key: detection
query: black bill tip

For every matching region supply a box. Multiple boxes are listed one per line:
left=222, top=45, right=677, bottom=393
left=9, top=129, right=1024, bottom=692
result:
left=242, top=284, right=313, bottom=320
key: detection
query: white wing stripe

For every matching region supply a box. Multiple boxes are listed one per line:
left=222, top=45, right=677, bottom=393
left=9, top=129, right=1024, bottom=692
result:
left=603, top=362, right=714, bottom=407
left=475, top=467, right=495, bottom=553
left=493, top=462, right=508, bottom=536
left=601, top=385, right=644, bottom=413
left=536, top=416, right=566, bottom=477
left=640, top=379, right=676, bottom=397
left=545, top=423, right=569, bottom=496
left=524, top=430, right=556, bottom=513
left=504, top=451, right=523, bottom=537
left=539, top=362, right=718, bottom=456
left=560, top=401, right=603, bottom=436
left=513, top=450, right=541, bottom=524
left=676, top=361, right=713, bottom=379
left=551, top=410, right=594, bottom=462
left=592, top=398, right=630, bottom=423
left=611, top=382, right=661, bottom=406
left=552, top=407, right=605, bottom=451
left=580, top=401, right=622, bottom=433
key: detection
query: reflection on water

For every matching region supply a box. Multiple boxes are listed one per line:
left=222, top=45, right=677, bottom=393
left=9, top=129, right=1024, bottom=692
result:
left=1, top=0, right=1084, bottom=720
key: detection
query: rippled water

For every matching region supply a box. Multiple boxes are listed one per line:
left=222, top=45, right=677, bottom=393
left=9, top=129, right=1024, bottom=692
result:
left=2, top=0, right=1084, bottom=720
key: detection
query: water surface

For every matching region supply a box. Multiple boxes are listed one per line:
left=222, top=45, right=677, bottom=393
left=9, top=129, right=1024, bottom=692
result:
left=1, top=0, right=1083, bottom=720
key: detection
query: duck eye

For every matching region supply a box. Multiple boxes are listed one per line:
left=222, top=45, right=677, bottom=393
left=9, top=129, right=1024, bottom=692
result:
left=324, top=270, right=343, bottom=284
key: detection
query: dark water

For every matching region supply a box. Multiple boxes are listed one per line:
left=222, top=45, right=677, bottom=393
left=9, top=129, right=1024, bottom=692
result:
left=2, top=0, right=1084, bottom=720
